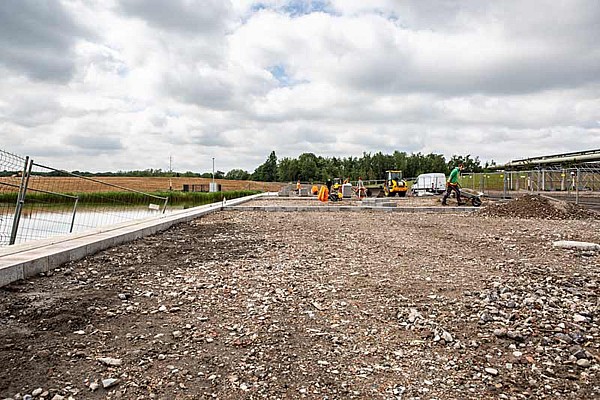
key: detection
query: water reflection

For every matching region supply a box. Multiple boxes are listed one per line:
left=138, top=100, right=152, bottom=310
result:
left=1, top=208, right=176, bottom=245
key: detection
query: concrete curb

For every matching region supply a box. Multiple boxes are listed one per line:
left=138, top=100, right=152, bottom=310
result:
left=0, top=192, right=276, bottom=287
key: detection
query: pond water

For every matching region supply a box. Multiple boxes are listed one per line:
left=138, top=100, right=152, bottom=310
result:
left=0, top=207, right=178, bottom=246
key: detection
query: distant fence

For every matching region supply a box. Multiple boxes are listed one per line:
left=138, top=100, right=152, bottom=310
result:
left=0, top=149, right=169, bottom=246
left=279, top=165, right=600, bottom=205
left=462, top=163, right=600, bottom=205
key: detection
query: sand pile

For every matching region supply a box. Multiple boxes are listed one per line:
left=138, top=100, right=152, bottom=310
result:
left=479, top=194, right=599, bottom=220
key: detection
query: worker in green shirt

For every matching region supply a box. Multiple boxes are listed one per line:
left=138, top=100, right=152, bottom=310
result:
left=442, top=163, right=464, bottom=205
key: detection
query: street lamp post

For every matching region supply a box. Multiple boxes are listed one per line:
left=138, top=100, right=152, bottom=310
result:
left=210, top=157, right=217, bottom=193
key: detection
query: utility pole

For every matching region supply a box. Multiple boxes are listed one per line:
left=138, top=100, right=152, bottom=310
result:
left=169, top=155, right=173, bottom=191
left=212, top=157, right=215, bottom=183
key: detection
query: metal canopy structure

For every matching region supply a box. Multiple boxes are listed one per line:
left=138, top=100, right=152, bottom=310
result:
left=496, top=148, right=600, bottom=170
left=481, top=149, right=600, bottom=207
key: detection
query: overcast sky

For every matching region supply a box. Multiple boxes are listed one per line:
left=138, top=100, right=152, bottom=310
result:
left=1, top=0, right=599, bottom=173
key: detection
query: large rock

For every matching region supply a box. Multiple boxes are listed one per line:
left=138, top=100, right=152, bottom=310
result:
left=552, top=241, right=600, bottom=251
left=102, top=378, right=119, bottom=389
left=97, top=357, right=122, bottom=366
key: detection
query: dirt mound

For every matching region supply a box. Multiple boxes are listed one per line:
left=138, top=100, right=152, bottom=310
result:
left=479, top=194, right=599, bottom=220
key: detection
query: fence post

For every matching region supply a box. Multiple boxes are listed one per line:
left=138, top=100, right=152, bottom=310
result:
left=69, top=197, right=79, bottom=233
left=9, top=156, right=32, bottom=245
left=576, top=168, right=580, bottom=205
left=482, top=174, right=485, bottom=194
left=162, top=196, right=169, bottom=214
left=541, top=170, right=545, bottom=191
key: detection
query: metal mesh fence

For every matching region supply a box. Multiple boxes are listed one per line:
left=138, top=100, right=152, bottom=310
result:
left=463, top=163, right=600, bottom=207
left=274, top=166, right=600, bottom=202
left=0, top=150, right=29, bottom=245
left=0, top=149, right=168, bottom=246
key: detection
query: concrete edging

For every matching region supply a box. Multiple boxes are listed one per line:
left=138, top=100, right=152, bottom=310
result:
left=225, top=205, right=478, bottom=213
left=0, top=192, right=276, bottom=287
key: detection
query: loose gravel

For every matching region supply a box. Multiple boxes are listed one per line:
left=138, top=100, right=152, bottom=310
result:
left=244, top=196, right=458, bottom=207
left=0, top=208, right=598, bottom=399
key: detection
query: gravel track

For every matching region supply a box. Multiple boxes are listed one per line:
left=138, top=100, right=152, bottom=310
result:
left=245, top=196, right=448, bottom=207
left=0, top=209, right=598, bottom=399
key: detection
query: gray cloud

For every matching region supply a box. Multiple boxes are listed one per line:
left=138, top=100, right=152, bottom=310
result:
left=0, top=0, right=91, bottom=82
left=285, top=2, right=600, bottom=96
left=118, top=0, right=233, bottom=36
left=336, top=36, right=600, bottom=97
left=64, top=134, right=123, bottom=152
left=293, top=127, right=337, bottom=145
left=164, top=69, right=237, bottom=110
left=190, top=131, right=233, bottom=147
left=1, top=93, right=64, bottom=128
left=15, top=144, right=75, bottom=160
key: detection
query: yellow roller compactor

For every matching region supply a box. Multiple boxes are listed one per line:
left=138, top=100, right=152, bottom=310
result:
left=365, top=170, right=409, bottom=197
left=383, top=170, right=408, bottom=197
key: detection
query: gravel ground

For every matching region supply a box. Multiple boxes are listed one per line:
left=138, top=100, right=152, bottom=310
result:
left=246, top=196, right=447, bottom=207
left=0, top=209, right=599, bottom=400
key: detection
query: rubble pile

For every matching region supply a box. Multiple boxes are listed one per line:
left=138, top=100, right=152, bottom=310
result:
left=480, top=195, right=599, bottom=220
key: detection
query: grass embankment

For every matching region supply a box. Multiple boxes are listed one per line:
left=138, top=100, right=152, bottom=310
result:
left=0, top=190, right=261, bottom=208
left=461, top=173, right=505, bottom=191
left=156, top=190, right=260, bottom=208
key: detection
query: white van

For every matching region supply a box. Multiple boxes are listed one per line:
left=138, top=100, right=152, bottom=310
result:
left=411, top=173, right=446, bottom=196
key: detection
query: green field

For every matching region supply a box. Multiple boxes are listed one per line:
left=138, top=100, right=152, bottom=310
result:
left=0, top=190, right=261, bottom=209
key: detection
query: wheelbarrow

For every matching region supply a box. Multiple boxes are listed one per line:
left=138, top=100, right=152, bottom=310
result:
left=458, top=187, right=483, bottom=207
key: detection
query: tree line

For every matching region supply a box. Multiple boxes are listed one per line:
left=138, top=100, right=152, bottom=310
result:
left=251, top=151, right=494, bottom=182
left=0, top=151, right=494, bottom=182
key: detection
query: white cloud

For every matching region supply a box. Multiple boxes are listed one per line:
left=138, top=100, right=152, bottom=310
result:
left=0, top=0, right=599, bottom=173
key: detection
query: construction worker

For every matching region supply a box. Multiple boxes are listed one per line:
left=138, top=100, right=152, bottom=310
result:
left=442, top=164, right=464, bottom=205
left=355, top=176, right=366, bottom=199
left=296, top=180, right=301, bottom=195
left=311, top=183, right=319, bottom=195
